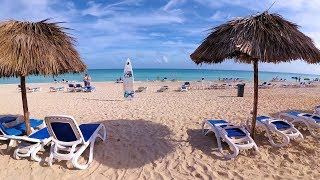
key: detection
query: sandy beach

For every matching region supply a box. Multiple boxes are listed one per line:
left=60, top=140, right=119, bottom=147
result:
left=0, top=81, right=320, bottom=179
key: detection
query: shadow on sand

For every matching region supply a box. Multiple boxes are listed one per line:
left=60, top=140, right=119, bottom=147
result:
left=186, top=129, right=230, bottom=160
left=93, top=119, right=175, bottom=169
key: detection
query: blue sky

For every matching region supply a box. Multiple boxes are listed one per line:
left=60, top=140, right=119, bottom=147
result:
left=1, top=0, right=320, bottom=74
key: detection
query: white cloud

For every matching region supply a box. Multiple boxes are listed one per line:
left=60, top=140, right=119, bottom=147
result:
left=149, top=33, right=166, bottom=37
left=162, top=0, right=185, bottom=11
left=81, top=0, right=143, bottom=17
left=0, top=0, right=74, bottom=22
left=209, top=11, right=231, bottom=22
left=162, top=56, right=169, bottom=63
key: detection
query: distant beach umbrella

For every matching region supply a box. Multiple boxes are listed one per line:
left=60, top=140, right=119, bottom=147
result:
left=0, top=19, right=87, bottom=135
left=190, top=12, right=320, bottom=138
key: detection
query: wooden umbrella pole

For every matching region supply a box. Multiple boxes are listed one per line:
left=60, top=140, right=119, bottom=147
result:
left=251, top=60, right=259, bottom=139
left=20, top=76, right=31, bottom=135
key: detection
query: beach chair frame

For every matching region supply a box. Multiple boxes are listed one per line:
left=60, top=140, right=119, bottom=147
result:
left=0, top=117, right=45, bottom=150
left=255, top=116, right=303, bottom=147
left=44, top=115, right=106, bottom=169
left=201, top=120, right=258, bottom=159
left=5, top=128, right=51, bottom=162
left=279, top=112, right=320, bottom=138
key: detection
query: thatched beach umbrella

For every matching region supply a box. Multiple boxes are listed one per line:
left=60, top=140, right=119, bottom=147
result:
left=0, top=19, right=86, bottom=135
left=190, top=12, right=320, bottom=138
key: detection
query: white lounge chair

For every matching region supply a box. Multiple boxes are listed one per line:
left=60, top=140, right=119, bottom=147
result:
left=184, top=82, right=190, bottom=88
left=179, top=85, right=188, bottom=92
left=44, top=115, right=107, bottom=169
left=256, top=116, right=303, bottom=147
left=157, top=86, right=169, bottom=92
left=67, top=84, right=75, bottom=92
left=201, top=119, right=258, bottom=159
left=5, top=128, right=51, bottom=162
left=0, top=116, right=45, bottom=150
left=49, top=87, right=64, bottom=92
left=135, top=86, right=147, bottom=93
left=314, top=105, right=320, bottom=115
left=75, top=84, right=84, bottom=92
left=279, top=111, right=320, bottom=138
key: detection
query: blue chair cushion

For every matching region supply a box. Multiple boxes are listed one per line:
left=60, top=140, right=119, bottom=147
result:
left=224, top=128, right=246, bottom=137
left=207, top=120, right=228, bottom=125
left=79, top=124, right=100, bottom=142
left=51, top=122, right=77, bottom=142
left=0, top=116, right=17, bottom=123
left=257, top=116, right=291, bottom=130
left=286, top=111, right=301, bottom=117
left=256, top=116, right=270, bottom=122
left=0, top=119, right=43, bottom=136
left=272, top=121, right=291, bottom=130
left=29, top=128, right=50, bottom=140
left=207, top=120, right=246, bottom=137
left=301, top=114, right=320, bottom=123
left=51, top=123, right=100, bottom=142
left=312, top=116, right=320, bottom=123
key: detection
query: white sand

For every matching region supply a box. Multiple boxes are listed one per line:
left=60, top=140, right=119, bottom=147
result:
left=0, top=81, right=320, bottom=179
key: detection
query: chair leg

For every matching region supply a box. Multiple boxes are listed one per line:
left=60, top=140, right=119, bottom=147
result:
left=201, top=121, right=206, bottom=135
left=215, top=135, right=224, bottom=154
left=267, top=128, right=290, bottom=147
left=202, top=121, right=212, bottom=136
left=88, top=140, right=95, bottom=163
left=72, top=145, right=89, bottom=170
left=47, top=142, right=55, bottom=166
left=98, top=125, right=107, bottom=141
left=7, top=139, right=15, bottom=152
left=31, top=144, right=43, bottom=162
left=225, top=144, right=239, bottom=159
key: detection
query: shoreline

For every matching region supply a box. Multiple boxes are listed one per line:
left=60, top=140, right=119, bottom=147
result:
left=1, top=79, right=317, bottom=86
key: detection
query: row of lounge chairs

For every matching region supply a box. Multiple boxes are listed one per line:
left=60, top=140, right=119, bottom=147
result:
left=0, top=115, right=106, bottom=169
left=202, top=106, right=320, bottom=158
left=218, top=78, right=242, bottom=82
left=259, top=82, right=316, bottom=89
left=67, top=84, right=95, bottom=92
left=17, top=85, right=41, bottom=93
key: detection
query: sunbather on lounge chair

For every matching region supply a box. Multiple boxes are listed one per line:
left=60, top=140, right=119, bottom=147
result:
left=256, top=116, right=303, bottom=147
left=44, top=115, right=106, bottom=169
left=279, top=111, right=320, bottom=138
left=202, top=119, right=258, bottom=159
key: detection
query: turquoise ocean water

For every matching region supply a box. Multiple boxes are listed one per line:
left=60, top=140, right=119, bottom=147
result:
left=0, top=69, right=319, bottom=84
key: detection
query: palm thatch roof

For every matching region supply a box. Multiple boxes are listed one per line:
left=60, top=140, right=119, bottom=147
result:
left=190, top=12, right=320, bottom=64
left=0, top=19, right=87, bottom=77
